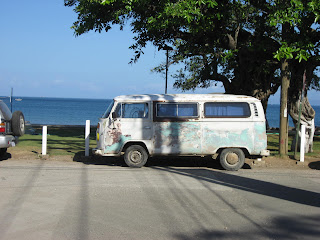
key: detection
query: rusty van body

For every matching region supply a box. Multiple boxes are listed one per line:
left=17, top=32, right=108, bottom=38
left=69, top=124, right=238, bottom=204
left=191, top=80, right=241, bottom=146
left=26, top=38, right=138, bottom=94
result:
left=93, top=94, right=269, bottom=171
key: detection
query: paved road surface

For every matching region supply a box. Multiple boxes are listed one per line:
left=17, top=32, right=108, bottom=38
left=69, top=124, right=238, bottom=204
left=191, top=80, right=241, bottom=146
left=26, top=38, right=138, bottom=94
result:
left=0, top=159, right=319, bottom=240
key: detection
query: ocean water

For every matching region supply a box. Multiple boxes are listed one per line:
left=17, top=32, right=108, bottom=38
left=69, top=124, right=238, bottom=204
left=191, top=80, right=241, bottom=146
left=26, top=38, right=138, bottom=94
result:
left=0, top=97, right=319, bottom=127
left=267, top=104, right=320, bottom=128
left=0, top=97, right=112, bottom=126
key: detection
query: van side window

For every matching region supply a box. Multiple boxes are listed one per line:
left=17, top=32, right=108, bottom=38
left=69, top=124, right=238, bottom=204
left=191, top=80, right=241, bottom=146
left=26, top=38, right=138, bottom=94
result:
left=115, top=103, right=149, bottom=118
left=156, top=103, right=198, bottom=117
left=204, top=102, right=251, bottom=118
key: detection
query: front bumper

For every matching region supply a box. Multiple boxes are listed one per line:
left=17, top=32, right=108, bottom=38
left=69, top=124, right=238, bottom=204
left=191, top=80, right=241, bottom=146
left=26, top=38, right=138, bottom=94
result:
left=0, top=135, right=17, bottom=148
left=92, top=148, right=103, bottom=156
left=92, top=148, right=121, bottom=157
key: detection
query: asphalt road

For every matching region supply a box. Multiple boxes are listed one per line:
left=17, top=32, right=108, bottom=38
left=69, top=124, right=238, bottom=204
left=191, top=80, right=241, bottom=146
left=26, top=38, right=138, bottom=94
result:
left=0, top=159, right=319, bottom=240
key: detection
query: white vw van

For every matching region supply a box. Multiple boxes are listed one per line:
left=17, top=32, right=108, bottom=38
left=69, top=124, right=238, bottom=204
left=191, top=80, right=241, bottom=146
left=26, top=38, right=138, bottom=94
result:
left=93, top=94, right=269, bottom=170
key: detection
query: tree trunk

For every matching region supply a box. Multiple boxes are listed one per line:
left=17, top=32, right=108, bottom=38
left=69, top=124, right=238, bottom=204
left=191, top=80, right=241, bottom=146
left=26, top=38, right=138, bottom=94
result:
left=290, top=96, right=316, bottom=153
left=279, top=59, right=290, bottom=156
left=288, top=58, right=317, bottom=155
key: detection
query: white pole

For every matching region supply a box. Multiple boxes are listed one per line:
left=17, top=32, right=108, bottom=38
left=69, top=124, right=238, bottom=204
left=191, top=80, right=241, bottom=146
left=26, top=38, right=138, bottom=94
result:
left=42, top=126, right=47, bottom=156
left=85, top=120, right=90, bottom=157
left=300, top=125, right=306, bottom=162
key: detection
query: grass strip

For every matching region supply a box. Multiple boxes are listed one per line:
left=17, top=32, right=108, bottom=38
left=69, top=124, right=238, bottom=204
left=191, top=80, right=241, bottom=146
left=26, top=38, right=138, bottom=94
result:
left=16, top=126, right=320, bottom=158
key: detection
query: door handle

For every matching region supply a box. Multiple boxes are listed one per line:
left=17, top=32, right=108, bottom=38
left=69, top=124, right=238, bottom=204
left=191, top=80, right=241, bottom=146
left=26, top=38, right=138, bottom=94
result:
left=144, top=127, right=151, bottom=129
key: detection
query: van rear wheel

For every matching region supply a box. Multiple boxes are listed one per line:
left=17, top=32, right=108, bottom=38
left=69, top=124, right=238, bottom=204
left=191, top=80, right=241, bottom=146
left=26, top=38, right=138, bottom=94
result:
left=124, top=145, right=148, bottom=168
left=219, top=148, right=245, bottom=171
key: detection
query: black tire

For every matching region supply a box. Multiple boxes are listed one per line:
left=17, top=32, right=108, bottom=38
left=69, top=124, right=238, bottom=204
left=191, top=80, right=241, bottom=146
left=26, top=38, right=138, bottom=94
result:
left=124, top=145, right=148, bottom=168
left=219, top=148, right=245, bottom=171
left=0, top=148, right=7, bottom=158
left=11, top=111, right=25, bottom=137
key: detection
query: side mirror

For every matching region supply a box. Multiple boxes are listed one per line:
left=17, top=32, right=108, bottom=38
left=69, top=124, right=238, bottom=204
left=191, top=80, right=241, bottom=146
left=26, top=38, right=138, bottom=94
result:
left=112, top=112, right=117, bottom=119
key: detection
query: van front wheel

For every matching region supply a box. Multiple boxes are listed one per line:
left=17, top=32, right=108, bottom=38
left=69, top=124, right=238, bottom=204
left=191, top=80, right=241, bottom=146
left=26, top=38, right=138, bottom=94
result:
left=124, top=145, right=148, bottom=168
left=219, top=148, right=245, bottom=171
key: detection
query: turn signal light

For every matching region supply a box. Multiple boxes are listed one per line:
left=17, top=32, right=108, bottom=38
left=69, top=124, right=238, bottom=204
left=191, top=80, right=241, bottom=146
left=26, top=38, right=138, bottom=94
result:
left=0, top=122, right=5, bottom=133
left=97, top=123, right=100, bottom=141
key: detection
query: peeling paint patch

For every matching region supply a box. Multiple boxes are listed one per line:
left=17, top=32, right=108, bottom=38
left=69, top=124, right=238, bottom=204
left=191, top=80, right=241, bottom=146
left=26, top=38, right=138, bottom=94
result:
left=103, top=123, right=131, bottom=154
left=104, top=135, right=132, bottom=153
left=203, top=124, right=254, bottom=154
left=154, top=122, right=201, bottom=154
left=254, top=122, right=268, bottom=153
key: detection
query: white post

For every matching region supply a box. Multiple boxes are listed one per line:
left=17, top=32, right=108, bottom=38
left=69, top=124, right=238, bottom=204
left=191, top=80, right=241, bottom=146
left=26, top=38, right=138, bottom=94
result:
left=85, top=120, right=90, bottom=157
left=300, top=124, right=306, bottom=162
left=42, top=126, right=47, bottom=156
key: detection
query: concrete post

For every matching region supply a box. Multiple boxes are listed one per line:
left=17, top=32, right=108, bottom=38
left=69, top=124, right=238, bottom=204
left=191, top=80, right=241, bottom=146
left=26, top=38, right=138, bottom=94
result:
left=300, top=125, right=306, bottom=162
left=85, top=120, right=90, bottom=157
left=42, top=126, right=47, bottom=156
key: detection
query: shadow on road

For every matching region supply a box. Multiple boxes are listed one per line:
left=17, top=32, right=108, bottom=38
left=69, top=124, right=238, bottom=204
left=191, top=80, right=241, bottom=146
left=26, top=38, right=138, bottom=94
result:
left=73, top=153, right=251, bottom=170
left=154, top=166, right=320, bottom=239
left=73, top=151, right=125, bottom=166
left=309, top=161, right=320, bottom=170
left=153, top=167, right=320, bottom=208
left=0, top=152, right=11, bottom=161
left=174, top=214, right=320, bottom=240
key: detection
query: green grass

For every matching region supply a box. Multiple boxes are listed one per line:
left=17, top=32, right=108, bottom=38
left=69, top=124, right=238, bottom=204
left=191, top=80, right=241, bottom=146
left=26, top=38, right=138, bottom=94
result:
left=18, top=126, right=97, bottom=156
left=267, top=133, right=320, bottom=158
left=15, top=126, right=320, bottom=158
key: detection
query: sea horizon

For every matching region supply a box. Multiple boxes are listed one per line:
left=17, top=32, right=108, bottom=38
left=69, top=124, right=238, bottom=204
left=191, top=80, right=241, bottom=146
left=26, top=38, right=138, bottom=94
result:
left=1, top=95, right=320, bottom=106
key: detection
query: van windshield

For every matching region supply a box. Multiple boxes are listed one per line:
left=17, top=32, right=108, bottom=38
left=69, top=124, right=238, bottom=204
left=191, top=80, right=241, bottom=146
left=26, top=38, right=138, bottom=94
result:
left=102, top=100, right=114, bottom=118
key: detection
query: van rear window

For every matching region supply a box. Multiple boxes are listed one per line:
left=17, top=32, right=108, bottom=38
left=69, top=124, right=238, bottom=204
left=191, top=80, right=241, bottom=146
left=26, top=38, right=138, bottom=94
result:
left=156, top=103, right=198, bottom=118
left=204, top=102, right=251, bottom=118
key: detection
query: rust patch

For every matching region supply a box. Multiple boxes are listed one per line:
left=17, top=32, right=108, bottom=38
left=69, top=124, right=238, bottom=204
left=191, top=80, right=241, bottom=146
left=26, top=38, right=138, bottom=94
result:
left=106, top=123, right=122, bottom=146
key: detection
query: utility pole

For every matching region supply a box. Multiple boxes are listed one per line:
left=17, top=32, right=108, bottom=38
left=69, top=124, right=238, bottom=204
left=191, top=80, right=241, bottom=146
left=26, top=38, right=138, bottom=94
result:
left=162, top=46, right=173, bottom=94
left=165, top=49, right=169, bottom=94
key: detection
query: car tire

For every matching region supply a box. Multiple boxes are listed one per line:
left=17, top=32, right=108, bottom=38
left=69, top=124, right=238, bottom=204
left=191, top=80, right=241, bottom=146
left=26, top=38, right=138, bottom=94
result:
left=219, top=148, right=245, bottom=171
left=12, top=111, right=25, bottom=137
left=124, top=145, right=148, bottom=168
left=0, top=148, right=7, bottom=158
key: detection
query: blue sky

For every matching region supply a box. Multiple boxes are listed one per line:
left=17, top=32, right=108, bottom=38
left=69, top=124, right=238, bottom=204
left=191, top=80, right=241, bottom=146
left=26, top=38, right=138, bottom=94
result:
left=0, top=1, right=319, bottom=105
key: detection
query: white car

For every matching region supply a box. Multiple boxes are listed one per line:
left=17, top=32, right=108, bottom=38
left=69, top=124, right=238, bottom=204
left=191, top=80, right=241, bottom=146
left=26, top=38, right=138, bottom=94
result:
left=0, top=100, right=25, bottom=158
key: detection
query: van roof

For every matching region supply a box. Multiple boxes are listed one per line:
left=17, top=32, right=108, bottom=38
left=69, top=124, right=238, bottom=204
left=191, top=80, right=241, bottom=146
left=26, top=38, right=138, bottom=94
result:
left=114, top=94, right=260, bottom=102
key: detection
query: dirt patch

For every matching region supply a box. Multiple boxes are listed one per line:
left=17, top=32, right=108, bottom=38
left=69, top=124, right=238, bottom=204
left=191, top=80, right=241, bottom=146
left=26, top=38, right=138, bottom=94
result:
left=2, top=149, right=74, bottom=162
left=2, top=148, right=320, bottom=171
left=247, top=155, right=320, bottom=170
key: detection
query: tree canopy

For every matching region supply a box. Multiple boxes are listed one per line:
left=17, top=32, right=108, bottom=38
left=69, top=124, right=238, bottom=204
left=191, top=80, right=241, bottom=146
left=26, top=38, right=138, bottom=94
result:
left=65, top=0, right=320, bottom=104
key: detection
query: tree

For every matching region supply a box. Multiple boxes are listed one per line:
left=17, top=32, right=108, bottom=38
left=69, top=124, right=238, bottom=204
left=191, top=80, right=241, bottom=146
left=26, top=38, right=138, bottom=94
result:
left=65, top=0, right=320, bottom=155
left=266, top=0, right=320, bottom=156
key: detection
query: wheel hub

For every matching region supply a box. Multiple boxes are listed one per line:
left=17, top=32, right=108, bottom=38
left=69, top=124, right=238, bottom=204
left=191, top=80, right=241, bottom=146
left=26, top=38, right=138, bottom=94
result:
left=130, top=151, right=142, bottom=163
left=226, top=152, right=239, bottom=165
left=20, top=116, right=25, bottom=132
